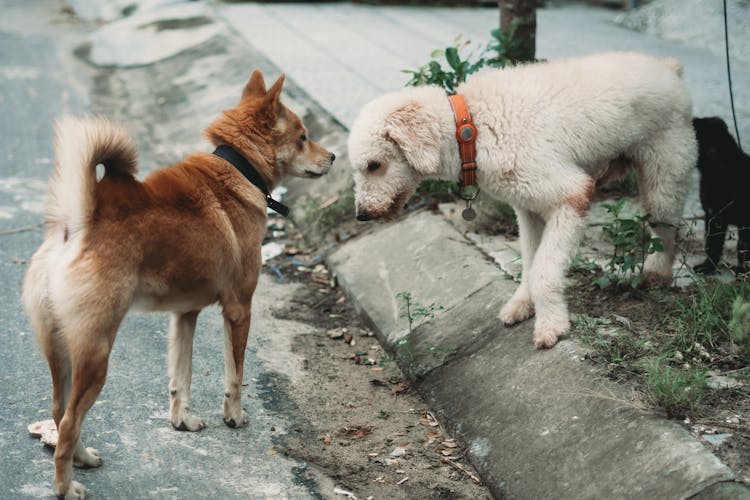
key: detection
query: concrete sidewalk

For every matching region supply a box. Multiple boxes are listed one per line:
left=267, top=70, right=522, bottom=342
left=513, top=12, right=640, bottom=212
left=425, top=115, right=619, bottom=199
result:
left=210, top=1, right=750, bottom=498
left=218, top=1, right=750, bottom=138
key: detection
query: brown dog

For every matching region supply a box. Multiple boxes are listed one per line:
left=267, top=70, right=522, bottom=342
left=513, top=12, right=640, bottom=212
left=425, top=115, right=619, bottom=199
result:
left=22, top=70, right=334, bottom=499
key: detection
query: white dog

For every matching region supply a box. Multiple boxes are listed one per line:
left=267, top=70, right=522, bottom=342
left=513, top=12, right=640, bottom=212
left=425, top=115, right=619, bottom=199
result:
left=347, top=52, right=696, bottom=348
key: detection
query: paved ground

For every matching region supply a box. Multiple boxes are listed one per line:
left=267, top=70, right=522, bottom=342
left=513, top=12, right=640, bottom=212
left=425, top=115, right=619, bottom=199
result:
left=6, top=0, right=749, bottom=498
left=0, top=2, right=327, bottom=498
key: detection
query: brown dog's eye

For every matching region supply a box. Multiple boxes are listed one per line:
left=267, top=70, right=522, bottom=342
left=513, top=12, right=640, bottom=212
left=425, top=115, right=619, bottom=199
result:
left=300, top=134, right=307, bottom=142
left=367, top=161, right=381, bottom=172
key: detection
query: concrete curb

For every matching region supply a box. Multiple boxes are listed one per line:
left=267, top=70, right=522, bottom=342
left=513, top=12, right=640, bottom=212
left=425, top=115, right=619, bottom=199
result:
left=326, top=212, right=746, bottom=499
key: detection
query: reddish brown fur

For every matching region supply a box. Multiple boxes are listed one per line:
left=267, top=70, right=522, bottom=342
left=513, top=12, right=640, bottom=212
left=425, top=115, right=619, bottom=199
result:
left=23, top=69, right=333, bottom=498
left=566, top=175, right=595, bottom=217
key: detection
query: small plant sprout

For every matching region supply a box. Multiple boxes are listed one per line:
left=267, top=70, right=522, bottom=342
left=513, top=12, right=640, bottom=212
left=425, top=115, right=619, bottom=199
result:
left=397, top=291, right=444, bottom=335
left=380, top=292, right=447, bottom=369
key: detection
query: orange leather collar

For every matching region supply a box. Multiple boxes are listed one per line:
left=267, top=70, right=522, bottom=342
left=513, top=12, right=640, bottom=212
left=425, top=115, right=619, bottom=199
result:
left=448, top=94, right=478, bottom=198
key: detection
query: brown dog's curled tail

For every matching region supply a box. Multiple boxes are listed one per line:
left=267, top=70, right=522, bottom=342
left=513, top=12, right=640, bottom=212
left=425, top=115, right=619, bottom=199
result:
left=47, top=115, right=137, bottom=237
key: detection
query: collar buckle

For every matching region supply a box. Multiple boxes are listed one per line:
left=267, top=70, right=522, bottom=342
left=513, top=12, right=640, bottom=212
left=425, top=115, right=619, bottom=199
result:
left=449, top=95, right=480, bottom=216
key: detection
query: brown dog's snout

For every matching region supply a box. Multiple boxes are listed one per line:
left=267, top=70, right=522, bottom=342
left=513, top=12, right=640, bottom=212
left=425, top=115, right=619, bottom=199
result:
left=329, top=152, right=336, bottom=163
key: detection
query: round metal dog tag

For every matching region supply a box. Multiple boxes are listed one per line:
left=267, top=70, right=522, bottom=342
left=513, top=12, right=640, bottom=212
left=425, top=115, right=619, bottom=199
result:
left=462, top=207, right=476, bottom=221
left=459, top=125, right=475, bottom=142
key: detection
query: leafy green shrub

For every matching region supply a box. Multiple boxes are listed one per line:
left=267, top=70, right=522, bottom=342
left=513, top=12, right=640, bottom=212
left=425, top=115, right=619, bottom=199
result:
left=595, top=199, right=663, bottom=289
left=403, top=26, right=520, bottom=94
left=402, top=27, right=522, bottom=221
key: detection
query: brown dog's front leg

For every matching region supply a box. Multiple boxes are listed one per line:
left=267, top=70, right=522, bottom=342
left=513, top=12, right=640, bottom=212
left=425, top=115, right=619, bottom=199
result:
left=222, top=306, right=251, bottom=428
left=167, top=310, right=205, bottom=432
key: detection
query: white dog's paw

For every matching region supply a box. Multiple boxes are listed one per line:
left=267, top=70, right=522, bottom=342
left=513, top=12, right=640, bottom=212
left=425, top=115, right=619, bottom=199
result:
left=171, top=412, right=206, bottom=432
left=641, top=271, right=672, bottom=289
left=73, top=447, right=102, bottom=468
left=499, top=297, right=535, bottom=325
left=58, top=480, right=87, bottom=499
left=223, top=408, right=249, bottom=429
left=643, top=253, right=673, bottom=284
left=532, top=319, right=569, bottom=349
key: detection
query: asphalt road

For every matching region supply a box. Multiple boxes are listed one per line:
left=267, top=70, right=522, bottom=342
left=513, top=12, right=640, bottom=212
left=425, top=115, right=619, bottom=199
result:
left=0, top=2, right=329, bottom=498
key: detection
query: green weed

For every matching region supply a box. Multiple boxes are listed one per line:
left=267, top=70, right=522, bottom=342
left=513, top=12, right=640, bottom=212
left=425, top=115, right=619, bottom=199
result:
left=665, top=280, right=750, bottom=352
left=645, top=360, right=707, bottom=417
left=595, top=199, right=664, bottom=289
left=380, top=292, right=447, bottom=369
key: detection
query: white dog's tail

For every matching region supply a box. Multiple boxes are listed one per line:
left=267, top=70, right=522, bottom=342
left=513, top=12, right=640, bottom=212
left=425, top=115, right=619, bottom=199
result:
left=47, top=116, right=137, bottom=237
left=660, top=57, right=684, bottom=78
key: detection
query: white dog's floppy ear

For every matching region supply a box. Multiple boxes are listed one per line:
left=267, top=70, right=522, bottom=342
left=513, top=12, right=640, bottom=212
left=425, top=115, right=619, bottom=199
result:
left=384, top=102, right=441, bottom=175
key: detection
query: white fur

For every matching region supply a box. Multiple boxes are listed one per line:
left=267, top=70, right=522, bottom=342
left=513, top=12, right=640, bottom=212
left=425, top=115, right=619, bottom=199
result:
left=48, top=116, right=137, bottom=237
left=348, top=52, right=697, bottom=348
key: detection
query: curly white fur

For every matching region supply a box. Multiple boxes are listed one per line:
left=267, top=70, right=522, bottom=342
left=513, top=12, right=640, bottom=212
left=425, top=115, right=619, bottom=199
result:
left=348, top=52, right=696, bottom=348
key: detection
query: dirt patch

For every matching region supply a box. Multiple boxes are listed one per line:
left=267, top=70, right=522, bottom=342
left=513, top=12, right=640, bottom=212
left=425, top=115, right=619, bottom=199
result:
left=262, top=222, right=491, bottom=499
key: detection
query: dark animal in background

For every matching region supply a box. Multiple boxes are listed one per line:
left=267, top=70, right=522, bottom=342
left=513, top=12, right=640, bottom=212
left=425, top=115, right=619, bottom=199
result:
left=692, top=117, right=750, bottom=274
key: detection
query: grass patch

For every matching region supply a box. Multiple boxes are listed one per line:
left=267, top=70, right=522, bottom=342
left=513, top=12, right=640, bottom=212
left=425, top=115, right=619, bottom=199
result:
left=571, top=278, right=750, bottom=418
left=645, top=360, right=708, bottom=417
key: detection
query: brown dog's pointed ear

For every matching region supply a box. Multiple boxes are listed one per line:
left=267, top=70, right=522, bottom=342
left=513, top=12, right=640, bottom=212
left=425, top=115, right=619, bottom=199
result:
left=384, top=102, right=441, bottom=175
left=242, top=70, right=267, bottom=100
left=263, top=74, right=285, bottom=112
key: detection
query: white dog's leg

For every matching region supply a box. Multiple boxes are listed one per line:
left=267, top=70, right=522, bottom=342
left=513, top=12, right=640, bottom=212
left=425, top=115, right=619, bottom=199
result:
left=499, top=208, right=544, bottom=325
left=529, top=204, right=587, bottom=348
left=635, top=126, right=694, bottom=282
left=168, top=311, right=205, bottom=431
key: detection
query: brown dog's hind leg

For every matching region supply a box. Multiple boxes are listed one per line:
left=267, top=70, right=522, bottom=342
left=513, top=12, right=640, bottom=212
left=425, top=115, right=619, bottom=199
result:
left=46, top=344, right=102, bottom=470
left=221, top=304, right=251, bottom=428
left=54, top=333, right=116, bottom=499
left=167, top=310, right=205, bottom=432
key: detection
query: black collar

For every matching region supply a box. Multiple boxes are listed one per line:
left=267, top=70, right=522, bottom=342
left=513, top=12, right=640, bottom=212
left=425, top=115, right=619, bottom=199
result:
left=212, top=145, right=289, bottom=217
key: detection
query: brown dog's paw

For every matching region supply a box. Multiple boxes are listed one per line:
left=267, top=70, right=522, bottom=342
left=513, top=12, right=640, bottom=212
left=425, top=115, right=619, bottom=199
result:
left=58, top=480, right=87, bottom=500
left=171, top=414, right=206, bottom=432
left=73, top=447, right=102, bottom=468
left=223, top=409, right=249, bottom=429
left=498, top=297, right=535, bottom=325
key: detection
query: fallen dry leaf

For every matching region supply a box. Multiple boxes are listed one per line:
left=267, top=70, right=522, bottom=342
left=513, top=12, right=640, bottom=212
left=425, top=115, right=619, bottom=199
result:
left=28, top=419, right=58, bottom=448
left=327, top=328, right=345, bottom=340
left=391, top=383, right=408, bottom=395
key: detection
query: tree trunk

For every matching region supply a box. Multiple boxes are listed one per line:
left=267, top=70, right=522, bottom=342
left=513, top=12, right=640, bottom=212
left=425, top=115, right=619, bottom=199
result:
left=498, top=0, right=537, bottom=62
